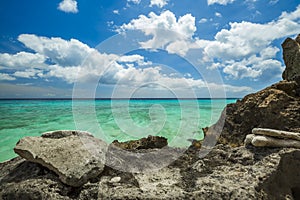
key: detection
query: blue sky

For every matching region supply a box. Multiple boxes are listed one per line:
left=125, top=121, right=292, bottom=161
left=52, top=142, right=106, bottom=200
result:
left=0, top=0, right=299, bottom=98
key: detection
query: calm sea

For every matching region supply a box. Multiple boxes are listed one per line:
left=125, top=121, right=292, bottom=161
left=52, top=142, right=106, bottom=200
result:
left=0, top=99, right=237, bottom=162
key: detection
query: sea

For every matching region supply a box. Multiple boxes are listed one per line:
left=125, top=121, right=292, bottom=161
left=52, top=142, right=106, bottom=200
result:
left=0, top=99, right=237, bottom=162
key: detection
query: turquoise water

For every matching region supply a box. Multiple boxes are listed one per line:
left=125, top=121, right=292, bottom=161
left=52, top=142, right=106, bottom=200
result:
left=0, top=99, right=237, bottom=162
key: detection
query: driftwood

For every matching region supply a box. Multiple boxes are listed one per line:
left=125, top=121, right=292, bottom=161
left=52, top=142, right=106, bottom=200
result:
left=251, top=135, right=300, bottom=148
left=252, top=128, right=300, bottom=141
left=245, top=128, right=300, bottom=148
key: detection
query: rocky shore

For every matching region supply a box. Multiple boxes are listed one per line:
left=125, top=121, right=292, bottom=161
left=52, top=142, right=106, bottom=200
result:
left=0, top=35, right=300, bottom=200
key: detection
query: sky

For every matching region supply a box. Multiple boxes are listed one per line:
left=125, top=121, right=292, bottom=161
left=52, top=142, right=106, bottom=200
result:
left=0, top=0, right=299, bottom=98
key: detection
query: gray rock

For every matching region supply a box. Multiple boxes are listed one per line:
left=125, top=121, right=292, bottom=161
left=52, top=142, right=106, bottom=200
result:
left=252, top=128, right=300, bottom=141
left=14, top=130, right=107, bottom=187
left=2, top=141, right=300, bottom=199
left=282, top=34, right=300, bottom=85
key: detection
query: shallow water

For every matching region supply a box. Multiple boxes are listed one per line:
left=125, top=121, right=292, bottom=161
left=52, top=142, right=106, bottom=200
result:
left=0, top=99, right=237, bottom=162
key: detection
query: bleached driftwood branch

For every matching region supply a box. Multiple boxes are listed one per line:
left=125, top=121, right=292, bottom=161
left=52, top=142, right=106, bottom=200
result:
left=245, top=128, right=300, bottom=148
left=252, top=128, right=300, bottom=141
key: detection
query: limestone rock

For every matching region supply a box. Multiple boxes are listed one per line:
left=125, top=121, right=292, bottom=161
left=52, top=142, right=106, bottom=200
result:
left=252, top=128, right=300, bottom=141
left=211, top=80, right=300, bottom=147
left=3, top=144, right=300, bottom=199
left=14, top=130, right=107, bottom=187
left=282, top=34, right=300, bottom=85
left=112, top=135, right=168, bottom=150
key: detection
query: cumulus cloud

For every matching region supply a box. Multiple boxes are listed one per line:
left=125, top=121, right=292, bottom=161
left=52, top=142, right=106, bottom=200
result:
left=118, top=10, right=196, bottom=55
left=150, top=0, right=168, bottom=8
left=0, top=34, right=251, bottom=96
left=13, top=69, right=43, bottom=79
left=0, top=52, right=46, bottom=69
left=58, top=0, right=78, bottom=13
left=0, top=73, right=16, bottom=81
left=127, top=0, right=141, bottom=4
left=207, top=0, right=235, bottom=6
left=118, top=6, right=300, bottom=82
left=18, top=34, right=93, bottom=67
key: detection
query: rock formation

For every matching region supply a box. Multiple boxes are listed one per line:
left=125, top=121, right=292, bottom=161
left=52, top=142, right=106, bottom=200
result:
left=208, top=80, right=300, bottom=146
left=14, top=130, right=107, bottom=187
left=206, top=34, right=300, bottom=147
left=2, top=141, right=300, bottom=199
left=282, top=34, right=300, bottom=85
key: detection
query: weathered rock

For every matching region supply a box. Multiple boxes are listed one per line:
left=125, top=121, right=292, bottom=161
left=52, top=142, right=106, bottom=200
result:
left=252, top=128, right=300, bottom=141
left=206, top=34, right=300, bottom=147
left=14, top=130, right=107, bottom=187
left=107, top=136, right=183, bottom=173
left=282, top=34, right=300, bottom=85
left=112, top=135, right=168, bottom=150
left=3, top=143, right=300, bottom=199
left=209, top=80, right=300, bottom=147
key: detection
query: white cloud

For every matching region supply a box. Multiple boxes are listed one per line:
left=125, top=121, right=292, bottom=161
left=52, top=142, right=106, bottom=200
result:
left=18, top=34, right=94, bottom=67
left=215, top=12, right=222, bottom=17
left=0, top=52, right=46, bottom=69
left=0, top=34, right=252, bottom=97
left=203, top=5, right=300, bottom=60
left=113, top=10, right=119, bottom=15
left=58, top=0, right=78, bottom=13
left=269, top=0, right=279, bottom=5
left=198, top=18, right=208, bottom=24
left=127, top=0, right=141, bottom=4
left=118, top=6, right=300, bottom=82
left=13, top=69, right=43, bottom=79
left=0, top=73, right=16, bottom=81
left=150, top=0, right=168, bottom=8
left=118, top=10, right=196, bottom=52
left=207, top=0, right=235, bottom=6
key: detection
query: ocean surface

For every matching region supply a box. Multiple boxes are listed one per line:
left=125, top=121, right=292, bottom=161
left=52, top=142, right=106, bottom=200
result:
left=0, top=99, right=237, bottom=162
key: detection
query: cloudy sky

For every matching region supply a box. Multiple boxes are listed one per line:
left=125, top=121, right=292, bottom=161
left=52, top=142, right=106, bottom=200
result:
left=0, top=0, right=299, bottom=98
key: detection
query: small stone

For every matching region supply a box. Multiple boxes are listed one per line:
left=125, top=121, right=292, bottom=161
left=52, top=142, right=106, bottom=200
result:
left=110, top=177, right=121, bottom=183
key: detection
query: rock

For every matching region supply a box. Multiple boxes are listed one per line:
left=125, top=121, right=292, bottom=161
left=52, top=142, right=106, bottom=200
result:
left=112, top=135, right=168, bottom=150
left=252, top=128, right=300, bottom=141
left=2, top=140, right=300, bottom=199
left=249, top=135, right=300, bottom=148
left=211, top=80, right=300, bottom=147
left=207, top=34, right=300, bottom=147
left=109, top=176, right=121, bottom=183
left=14, top=130, right=107, bottom=187
left=282, top=34, right=300, bottom=85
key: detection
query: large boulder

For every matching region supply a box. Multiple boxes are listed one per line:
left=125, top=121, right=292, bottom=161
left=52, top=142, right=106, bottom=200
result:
left=14, top=130, right=107, bottom=187
left=282, top=34, right=300, bottom=85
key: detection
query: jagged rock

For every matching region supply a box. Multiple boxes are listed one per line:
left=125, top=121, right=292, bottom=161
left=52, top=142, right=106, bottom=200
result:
left=206, top=34, right=300, bottom=147
left=14, top=130, right=107, bottom=187
left=112, top=135, right=168, bottom=150
left=107, top=136, right=183, bottom=173
left=210, top=80, right=300, bottom=147
left=2, top=143, right=300, bottom=199
left=252, top=128, right=300, bottom=141
left=282, top=34, right=300, bottom=85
